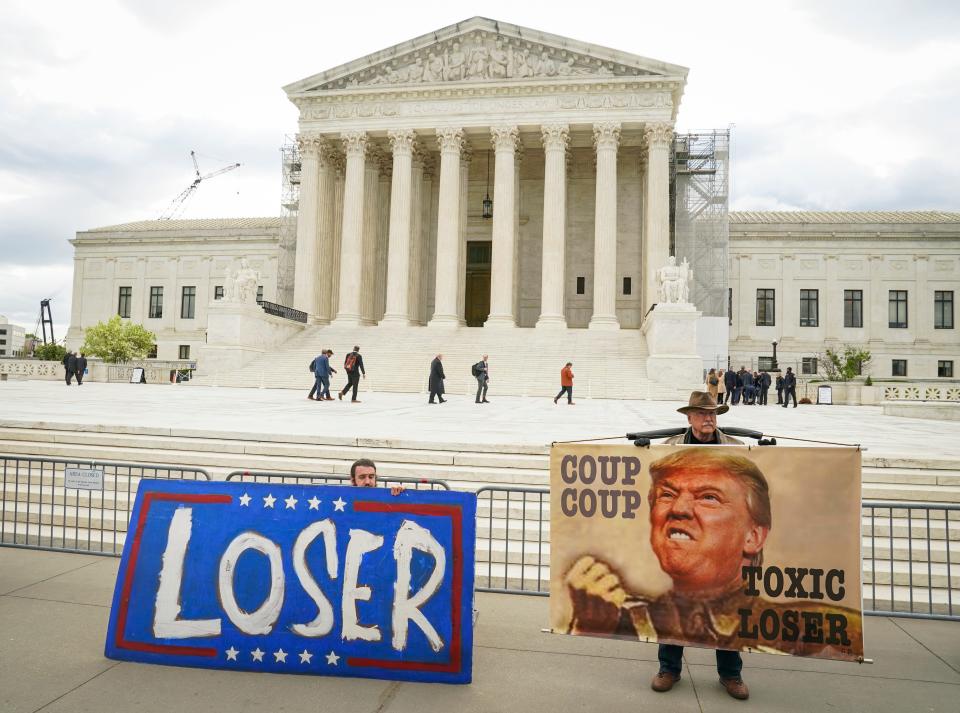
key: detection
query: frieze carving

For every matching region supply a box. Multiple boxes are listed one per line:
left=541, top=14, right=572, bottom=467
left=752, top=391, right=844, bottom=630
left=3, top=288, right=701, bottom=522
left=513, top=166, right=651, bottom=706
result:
left=319, top=31, right=655, bottom=90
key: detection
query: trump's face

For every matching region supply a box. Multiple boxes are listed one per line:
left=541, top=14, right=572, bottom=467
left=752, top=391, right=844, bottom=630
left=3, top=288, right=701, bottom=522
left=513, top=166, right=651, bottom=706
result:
left=649, top=466, right=767, bottom=595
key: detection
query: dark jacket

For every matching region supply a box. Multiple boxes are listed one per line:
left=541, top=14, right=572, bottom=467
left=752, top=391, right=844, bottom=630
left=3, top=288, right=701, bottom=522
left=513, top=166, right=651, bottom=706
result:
left=344, top=351, right=365, bottom=375
left=76, top=356, right=88, bottom=373
left=429, top=357, right=445, bottom=394
left=475, top=360, right=489, bottom=381
left=737, top=369, right=752, bottom=388
left=760, top=371, right=772, bottom=389
left=723, top=370, right=737, bottom=390
left=784, top=371, right=797, bottom=389
left=776, top=375, right=784, bottom=391
left=66, top=353, right=78, bottom=373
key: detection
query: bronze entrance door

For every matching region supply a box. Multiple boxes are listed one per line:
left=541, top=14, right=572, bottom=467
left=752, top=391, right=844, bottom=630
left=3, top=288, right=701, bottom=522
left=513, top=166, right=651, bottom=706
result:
left=465, top=241, right=492, bottom=327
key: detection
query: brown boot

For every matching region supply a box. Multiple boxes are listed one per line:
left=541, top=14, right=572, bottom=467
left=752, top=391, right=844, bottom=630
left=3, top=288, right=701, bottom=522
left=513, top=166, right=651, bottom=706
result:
left=651, top=671, right=680, bottom=692
left=720, top=677, right=749, bottom=700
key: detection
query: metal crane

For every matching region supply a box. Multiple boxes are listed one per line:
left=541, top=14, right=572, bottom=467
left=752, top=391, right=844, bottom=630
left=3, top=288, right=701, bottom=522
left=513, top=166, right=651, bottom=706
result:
left=158, top=150, right=241, bottom=220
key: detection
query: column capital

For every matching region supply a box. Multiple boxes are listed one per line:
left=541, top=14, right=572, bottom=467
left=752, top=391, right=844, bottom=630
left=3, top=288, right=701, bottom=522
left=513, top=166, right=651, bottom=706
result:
left=541, top=124, right=570, bottom=152
left=297, top=133, right=334, bottom=159
left=643, top=121, right=674, bottom=149
left=593, top=122, right=621, bottom=151
left=491, top=125, right=520, bottom=153
left=340, top=130, right=369, bottom=157
left=387, top=128, right=417, bottom=156
left=436, top=126, right=464, bottom=154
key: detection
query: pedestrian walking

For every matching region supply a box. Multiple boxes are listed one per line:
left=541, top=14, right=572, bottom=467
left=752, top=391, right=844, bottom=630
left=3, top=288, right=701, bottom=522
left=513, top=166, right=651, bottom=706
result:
left=310, top=349, right=334, bottom=402
left=308, top=350, right=324, bottom=400
left=75, top=353, right=88, bottom=385
left=473, top=354, right=490, bottom=403
left=338, top=345, right=365, bottom=403
left=705, top=368, right=719, bottom=399
left=63, top=351, right=77, bottom=385
left=782, top=366, right=798, bottom=408
left=321, top=349, right=336, bottom=400
left=554, top=362, right=575, bottom=405
left=428, top=354, right=446, bottom=404
left=723, top=368, right=737, bottom=404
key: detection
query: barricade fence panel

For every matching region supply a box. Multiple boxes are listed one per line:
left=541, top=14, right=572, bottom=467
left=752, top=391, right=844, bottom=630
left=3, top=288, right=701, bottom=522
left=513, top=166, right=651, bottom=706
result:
left=224, top=471, right=451, bottom=490
left=0, top=455, right=209, bottom=556
left=474, top=486, right=551, bottom=596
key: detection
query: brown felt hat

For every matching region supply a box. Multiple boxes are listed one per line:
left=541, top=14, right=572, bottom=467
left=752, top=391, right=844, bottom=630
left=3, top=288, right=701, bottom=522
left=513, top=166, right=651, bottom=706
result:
left=677, top=390, right=729, bottom=415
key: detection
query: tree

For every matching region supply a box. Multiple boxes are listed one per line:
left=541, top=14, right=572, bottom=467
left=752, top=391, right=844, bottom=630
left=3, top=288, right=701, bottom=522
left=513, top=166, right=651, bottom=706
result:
left=33, top=342, right=66, bottom=362
left=819, top=344, right=872, bottom=382
left=80, top=316, right=156, bottom=363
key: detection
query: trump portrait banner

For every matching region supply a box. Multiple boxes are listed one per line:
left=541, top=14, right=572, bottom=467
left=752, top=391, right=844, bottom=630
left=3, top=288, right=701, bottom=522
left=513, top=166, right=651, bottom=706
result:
left=550, top=444, right=865, bottom=662
left=105, top=479, right=476, bottom=683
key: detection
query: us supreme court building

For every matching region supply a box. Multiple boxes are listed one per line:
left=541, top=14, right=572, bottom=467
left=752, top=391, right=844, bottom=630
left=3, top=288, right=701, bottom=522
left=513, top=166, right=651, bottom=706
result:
left=65, top=18, right=959, bottom=396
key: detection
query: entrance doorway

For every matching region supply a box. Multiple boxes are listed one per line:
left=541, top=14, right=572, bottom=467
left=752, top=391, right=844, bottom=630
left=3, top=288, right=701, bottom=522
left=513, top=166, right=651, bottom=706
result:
left=464, top=241, right=492, bottom=327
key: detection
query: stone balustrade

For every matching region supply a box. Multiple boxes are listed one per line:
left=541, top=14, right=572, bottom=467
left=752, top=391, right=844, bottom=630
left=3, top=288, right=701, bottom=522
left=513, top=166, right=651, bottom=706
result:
left=0, top=359, right=196, bottom=384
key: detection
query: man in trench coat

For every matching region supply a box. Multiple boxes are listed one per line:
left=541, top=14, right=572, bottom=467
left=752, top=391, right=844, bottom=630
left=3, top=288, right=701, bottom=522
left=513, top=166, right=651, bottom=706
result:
left=428, top=354, right=446, bottom=404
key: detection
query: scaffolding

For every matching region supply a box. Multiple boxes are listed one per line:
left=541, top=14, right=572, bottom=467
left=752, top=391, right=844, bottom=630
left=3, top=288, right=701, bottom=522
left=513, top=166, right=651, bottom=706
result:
left=669, top=130, right=730, bottom=318
left=276, top=137, right=301, bottom=305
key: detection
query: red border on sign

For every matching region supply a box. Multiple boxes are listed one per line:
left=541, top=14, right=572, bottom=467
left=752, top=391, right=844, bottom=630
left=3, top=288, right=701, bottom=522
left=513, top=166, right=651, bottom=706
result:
left=114, top=492, right=232, bottom=657
left=347, top=501, right=464, bottom=673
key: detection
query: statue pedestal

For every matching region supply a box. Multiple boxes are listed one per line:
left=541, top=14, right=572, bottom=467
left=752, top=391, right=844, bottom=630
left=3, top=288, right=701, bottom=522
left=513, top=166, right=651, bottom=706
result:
left=642, top=303, right=704, bottom=400
left=196, top=301, right=305, bottom=377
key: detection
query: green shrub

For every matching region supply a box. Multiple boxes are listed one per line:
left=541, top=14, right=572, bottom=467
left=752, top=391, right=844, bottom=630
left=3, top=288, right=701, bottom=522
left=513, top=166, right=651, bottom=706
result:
left=80, top=316, right=156, bottom=364
left=33, top=342, right=67, bottom=362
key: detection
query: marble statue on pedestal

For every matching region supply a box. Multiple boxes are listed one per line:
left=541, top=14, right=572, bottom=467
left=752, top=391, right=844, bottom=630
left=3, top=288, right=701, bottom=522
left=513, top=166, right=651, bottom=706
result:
left=656, top=256, right=693, bottom=306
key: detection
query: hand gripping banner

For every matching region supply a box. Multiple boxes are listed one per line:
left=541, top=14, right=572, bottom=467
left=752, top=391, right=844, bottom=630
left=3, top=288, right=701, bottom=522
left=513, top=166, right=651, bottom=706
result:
left=105, top=479, right=476, bottom=683
left=550, top=445, right=865, bottom=662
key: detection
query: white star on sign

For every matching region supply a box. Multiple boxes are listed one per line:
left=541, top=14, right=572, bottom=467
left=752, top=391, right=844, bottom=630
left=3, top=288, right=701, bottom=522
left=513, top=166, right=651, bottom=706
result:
left=284, top=495, right=298, bottom=510
left=225, top=646, right=239, bottom=661
left=274, top=648, right=288, bottom=663
left=238, top=493, right=251, bottom=507
left=263, top=494, right=276, bottom=508
left=251, top=648, right=265, bottom=662
left=326, top=651, right=340, bottom=666
left=308, top=496, right=321, bottom=510
left=332, top=497, right=346, bottom=512
left=299, top=649, right=313, bottom=664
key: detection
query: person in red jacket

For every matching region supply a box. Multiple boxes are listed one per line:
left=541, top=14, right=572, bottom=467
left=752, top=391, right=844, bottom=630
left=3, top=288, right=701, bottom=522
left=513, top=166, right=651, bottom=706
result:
left=554, top=362, right=575, bottom=405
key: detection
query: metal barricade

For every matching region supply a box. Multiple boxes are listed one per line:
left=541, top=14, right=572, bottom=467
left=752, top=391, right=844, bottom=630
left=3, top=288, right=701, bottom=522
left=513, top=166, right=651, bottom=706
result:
left=225, top=470, right=451, bottom=491
left=0, top=455, right=210, bottom=556
left=474, top=486, right=550, bottom=596
left=862, top=500, right=958, bottom=621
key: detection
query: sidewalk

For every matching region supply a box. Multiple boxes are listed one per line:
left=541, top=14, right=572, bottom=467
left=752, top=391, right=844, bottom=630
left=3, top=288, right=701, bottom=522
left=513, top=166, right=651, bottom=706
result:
left=1, top=547, right=957, bottom=713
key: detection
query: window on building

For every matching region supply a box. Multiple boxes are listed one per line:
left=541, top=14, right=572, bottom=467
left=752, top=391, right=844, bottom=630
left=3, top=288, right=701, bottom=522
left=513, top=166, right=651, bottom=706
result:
left=892, top=359, right=907, bottom=377
left=728, top=288, right=733, bottom=326
left=801, top=357, right=819, bottom=375
left=844, top=289, right=863, bottom=328
left=622, top=277, right=632, bottom=295
left=0, top=339, right=6, bottom=345
left=179, top=345, right=191, bottom=360
left=888, top=290, right=908, bottom=328
left=576, top=277, right=585, bottom=295
left=0, top=328, right=7, bottom=335
left=758, top=356, right=775, bottom=371
left=117, top=286, right=132, bottom=318
left=799, top=289, right=819, bottom=327
left=756, top=289, right=775, bottom=326
left=256, top=285, right=264, bottom=303
left=181, top=286, right=196, bottom=319
left=149, top=287, right=164, bottom=319
left=147, top=344, right=158, bottom=359
left=0, top=349, right=5, bottom=356
left=214, top=285, right=224, bottom=300
left=938, top=360, right=954, bottom=378
left=935, top=291, right=954, bottom=329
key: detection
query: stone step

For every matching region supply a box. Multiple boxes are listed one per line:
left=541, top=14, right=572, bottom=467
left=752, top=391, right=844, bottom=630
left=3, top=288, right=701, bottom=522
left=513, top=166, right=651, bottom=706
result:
left=862, top=482, right=960, bottom=504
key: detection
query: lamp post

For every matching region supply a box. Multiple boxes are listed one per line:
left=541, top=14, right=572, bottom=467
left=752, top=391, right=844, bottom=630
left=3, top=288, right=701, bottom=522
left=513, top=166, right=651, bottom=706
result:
left=771, top=340, right=779, bottom=371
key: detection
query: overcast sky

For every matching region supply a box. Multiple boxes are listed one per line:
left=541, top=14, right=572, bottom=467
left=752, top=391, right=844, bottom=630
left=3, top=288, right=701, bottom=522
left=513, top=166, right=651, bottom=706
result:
left=2, top=0, right=958, bottom=335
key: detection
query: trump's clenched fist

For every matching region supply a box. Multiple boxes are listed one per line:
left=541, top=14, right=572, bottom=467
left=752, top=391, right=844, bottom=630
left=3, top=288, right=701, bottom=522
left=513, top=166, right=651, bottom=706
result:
left=564, top=555, right=626, bottom=634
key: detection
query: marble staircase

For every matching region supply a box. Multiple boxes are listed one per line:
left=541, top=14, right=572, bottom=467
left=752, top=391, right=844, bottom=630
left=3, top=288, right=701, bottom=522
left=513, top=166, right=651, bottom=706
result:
left=190, top=323, right=653, bottom=399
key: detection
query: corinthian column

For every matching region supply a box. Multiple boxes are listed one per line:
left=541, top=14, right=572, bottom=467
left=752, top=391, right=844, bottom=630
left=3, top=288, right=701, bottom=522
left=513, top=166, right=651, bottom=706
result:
left=429, top=127, right=464, bottom=327
left=360, top=147, right=381, bottom=325
left=537, top=124, right=569, bottom=328
left=589, top=122, right=621, bottom=330
left=333, top=130, right=367, bottom=325
left=293, top=134, right=321, bottom=317
left=381, top=129, right=416, bottom=324
left=407, top=151, right=426, bottom=323
left=643, top=122, right=673, bottom=317
left=486, top=124, right=520, bottom=327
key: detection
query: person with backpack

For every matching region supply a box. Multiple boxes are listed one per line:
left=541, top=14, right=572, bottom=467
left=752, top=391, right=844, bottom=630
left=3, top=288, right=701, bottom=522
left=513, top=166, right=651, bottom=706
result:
left=307, top=350, right=325, bottom=400
left=338, top=345, right=365, bottom=403
left=309, top=349, right=335, bottom=401
left=473, top=354, right=489, bottom=404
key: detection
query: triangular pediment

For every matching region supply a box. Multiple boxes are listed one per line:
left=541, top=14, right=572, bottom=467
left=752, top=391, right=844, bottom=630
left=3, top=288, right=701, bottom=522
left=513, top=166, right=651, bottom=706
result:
left=284, top=17, right=688, bottom=94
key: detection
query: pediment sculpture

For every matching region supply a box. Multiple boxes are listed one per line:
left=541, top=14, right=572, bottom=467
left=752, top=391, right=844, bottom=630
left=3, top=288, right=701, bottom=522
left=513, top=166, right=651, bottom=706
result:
left=320, top=32, right=657, bottom=90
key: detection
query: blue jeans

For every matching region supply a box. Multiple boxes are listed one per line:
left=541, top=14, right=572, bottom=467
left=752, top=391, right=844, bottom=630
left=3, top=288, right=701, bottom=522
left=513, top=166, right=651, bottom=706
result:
left=659, top=644, right=742, bottom=679
left=319, top=374, right=330, bottom=399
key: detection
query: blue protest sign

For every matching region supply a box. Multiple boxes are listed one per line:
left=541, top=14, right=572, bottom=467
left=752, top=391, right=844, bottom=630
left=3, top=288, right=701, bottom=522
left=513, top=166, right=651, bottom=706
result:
left=105, top=479, right=476, bottom=683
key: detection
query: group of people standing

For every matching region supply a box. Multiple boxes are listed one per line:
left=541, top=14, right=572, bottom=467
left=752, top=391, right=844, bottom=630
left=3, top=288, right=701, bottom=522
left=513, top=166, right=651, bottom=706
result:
left=308, top=345, right=366, bottom=403
left=61, top=351, right=87, bottom=386
left=704, top=365, right=798, bottom=408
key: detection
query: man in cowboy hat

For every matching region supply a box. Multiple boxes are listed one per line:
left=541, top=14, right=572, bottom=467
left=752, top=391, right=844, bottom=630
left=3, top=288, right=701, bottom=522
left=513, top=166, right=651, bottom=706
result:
left=663, top=391, right=743, bottom=445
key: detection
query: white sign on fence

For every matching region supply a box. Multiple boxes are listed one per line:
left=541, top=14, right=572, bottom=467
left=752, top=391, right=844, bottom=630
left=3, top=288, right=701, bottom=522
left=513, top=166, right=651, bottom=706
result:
left=817, top=384, right=833, bottom=405
left=65, top=468, right=104, bottom=491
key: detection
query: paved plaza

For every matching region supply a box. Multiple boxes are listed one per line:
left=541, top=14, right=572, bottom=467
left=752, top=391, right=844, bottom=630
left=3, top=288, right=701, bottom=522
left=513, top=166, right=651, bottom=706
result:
left=0, top=547, right=957, bottom=713
left=0, top=380, right=958, bottom=461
